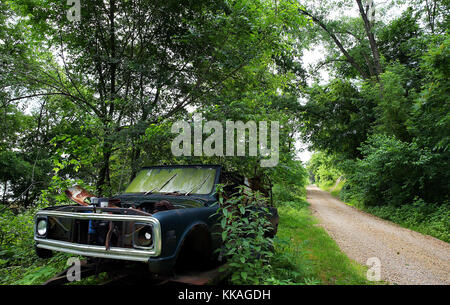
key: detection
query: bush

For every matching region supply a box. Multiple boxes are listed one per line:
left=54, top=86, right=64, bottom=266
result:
left=307, top=152, right=342, bottom=188
left=216, top=186, right=275, bottom=284
left=0, top=205, right=75, bottom=285
left=272, top=184, right=304, bottom=203
left=272, top=160, right=309, bottom=199
left=341, top=134, right=443, bottom=207
left=0, top=207, right=37, bottom=259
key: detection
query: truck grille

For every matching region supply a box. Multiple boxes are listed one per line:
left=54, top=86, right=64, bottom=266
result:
left=34, top=209, right=162, bottom=261
left=46, top=216, right=135, bottom=248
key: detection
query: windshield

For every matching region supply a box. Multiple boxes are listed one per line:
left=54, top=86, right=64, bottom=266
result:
left=125, top=166, right=218, bottom=195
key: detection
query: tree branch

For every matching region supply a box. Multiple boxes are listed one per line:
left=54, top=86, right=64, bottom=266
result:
left=298, top=8, right=370, bottom=79
left=356, top=0, right=382, bottom=77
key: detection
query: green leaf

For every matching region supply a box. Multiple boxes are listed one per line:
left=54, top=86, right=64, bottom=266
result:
left=239, top=205, right=246, bottom=215
left=221, top=218, right=227, bottom=229
left=222, top=231, right=228, bottom=241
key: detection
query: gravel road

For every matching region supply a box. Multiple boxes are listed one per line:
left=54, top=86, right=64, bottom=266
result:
left=306, top=185, right=450, bottom=285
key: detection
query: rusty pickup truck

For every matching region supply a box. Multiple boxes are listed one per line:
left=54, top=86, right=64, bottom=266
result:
left=34, top=165, right=278, bottom=274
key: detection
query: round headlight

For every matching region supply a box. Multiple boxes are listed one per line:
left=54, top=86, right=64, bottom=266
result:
left=135, top=226, right=153, bottom=248
left=37, top=219, right=47, bottom=236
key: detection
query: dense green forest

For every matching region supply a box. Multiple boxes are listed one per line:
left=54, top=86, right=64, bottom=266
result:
left=0, top=0, right=448, bottom=284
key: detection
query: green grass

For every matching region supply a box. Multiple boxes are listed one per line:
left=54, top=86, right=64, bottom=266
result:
left=0, top=252, right=75, bottom=285
left=271, top=200, right=378, bottom=285
left=0, top=207, right=78, bottom=285
left=0, top=207, right=109, bottom=285
left=330, top=180, right=345, bottom=198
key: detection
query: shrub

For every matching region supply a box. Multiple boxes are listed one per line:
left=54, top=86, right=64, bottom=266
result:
left=0, top=204, right=75, bottom=285
left=216, top=185, right=275, bottom=284
left=307, top=152, right=342, bottom=188
left=341, top=134, right=441, bottom=207
left=272, top=184, right=303, bottom=203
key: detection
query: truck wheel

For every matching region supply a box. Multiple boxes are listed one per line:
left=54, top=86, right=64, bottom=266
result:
left=35, top=245, right=53, bottom=259
left=176, top=226, right=212, bottom=271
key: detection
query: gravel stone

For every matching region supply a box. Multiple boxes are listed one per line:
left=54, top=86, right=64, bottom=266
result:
left=306, top=185, right=450, bottom=285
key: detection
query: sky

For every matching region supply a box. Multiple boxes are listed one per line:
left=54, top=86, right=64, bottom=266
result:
left=294, top=44, right=329, bottom=163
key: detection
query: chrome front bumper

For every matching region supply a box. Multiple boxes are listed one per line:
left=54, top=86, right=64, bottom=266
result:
left=34, top=210, right=162, bottom=262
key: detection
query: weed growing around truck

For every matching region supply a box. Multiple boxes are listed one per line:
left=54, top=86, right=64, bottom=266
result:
left=218, top=183, right=374, bottom=285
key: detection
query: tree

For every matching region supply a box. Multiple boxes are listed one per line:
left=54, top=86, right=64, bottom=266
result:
left=296, top=0, right=393, bottom=81
left=299, top=1, right=449, bottom=209
left=299, top=79, right=375, bottom=159
left=6, top=0, right=308, bottom=196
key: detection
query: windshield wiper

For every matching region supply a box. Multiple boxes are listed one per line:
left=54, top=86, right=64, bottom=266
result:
left=184, top=173, right=211, bottom=196
left=145, top=173, right=178, bottom=195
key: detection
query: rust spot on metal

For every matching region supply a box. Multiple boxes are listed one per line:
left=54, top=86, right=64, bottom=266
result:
left=64, top=185, right=96, bottom=206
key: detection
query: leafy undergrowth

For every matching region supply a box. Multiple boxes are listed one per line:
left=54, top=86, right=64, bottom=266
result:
left=318, top=180, right=345, bottom=198
left=272, top=200, right=376, bottom=285
left=330, top=181, right=345, bottom=198
left=0, top=234, right=79, bottom=285
left=0, top=243, right=80, bottom=285
left=1, top=253, right=72, bottom=285
left=0, top=206, right=77, bottom=285
left=0, top=202, right=121, bottom=285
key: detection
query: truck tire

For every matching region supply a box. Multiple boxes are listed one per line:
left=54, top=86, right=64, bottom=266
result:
left=35, top=245, right=53, bottom=259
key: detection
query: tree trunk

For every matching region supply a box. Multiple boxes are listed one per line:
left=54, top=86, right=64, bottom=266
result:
left=2, top=181, right=7, bottom=205
left=356, top=0, right=383, bottom=78
left=129, top=144, right=141, bottom=183
left=96, top=0, right=116, bottom=197
left=97, top=142, right=112, bottom=197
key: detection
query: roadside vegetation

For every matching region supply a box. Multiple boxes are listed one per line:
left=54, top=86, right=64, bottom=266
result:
left=0, top=205, right=73, bottom=284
